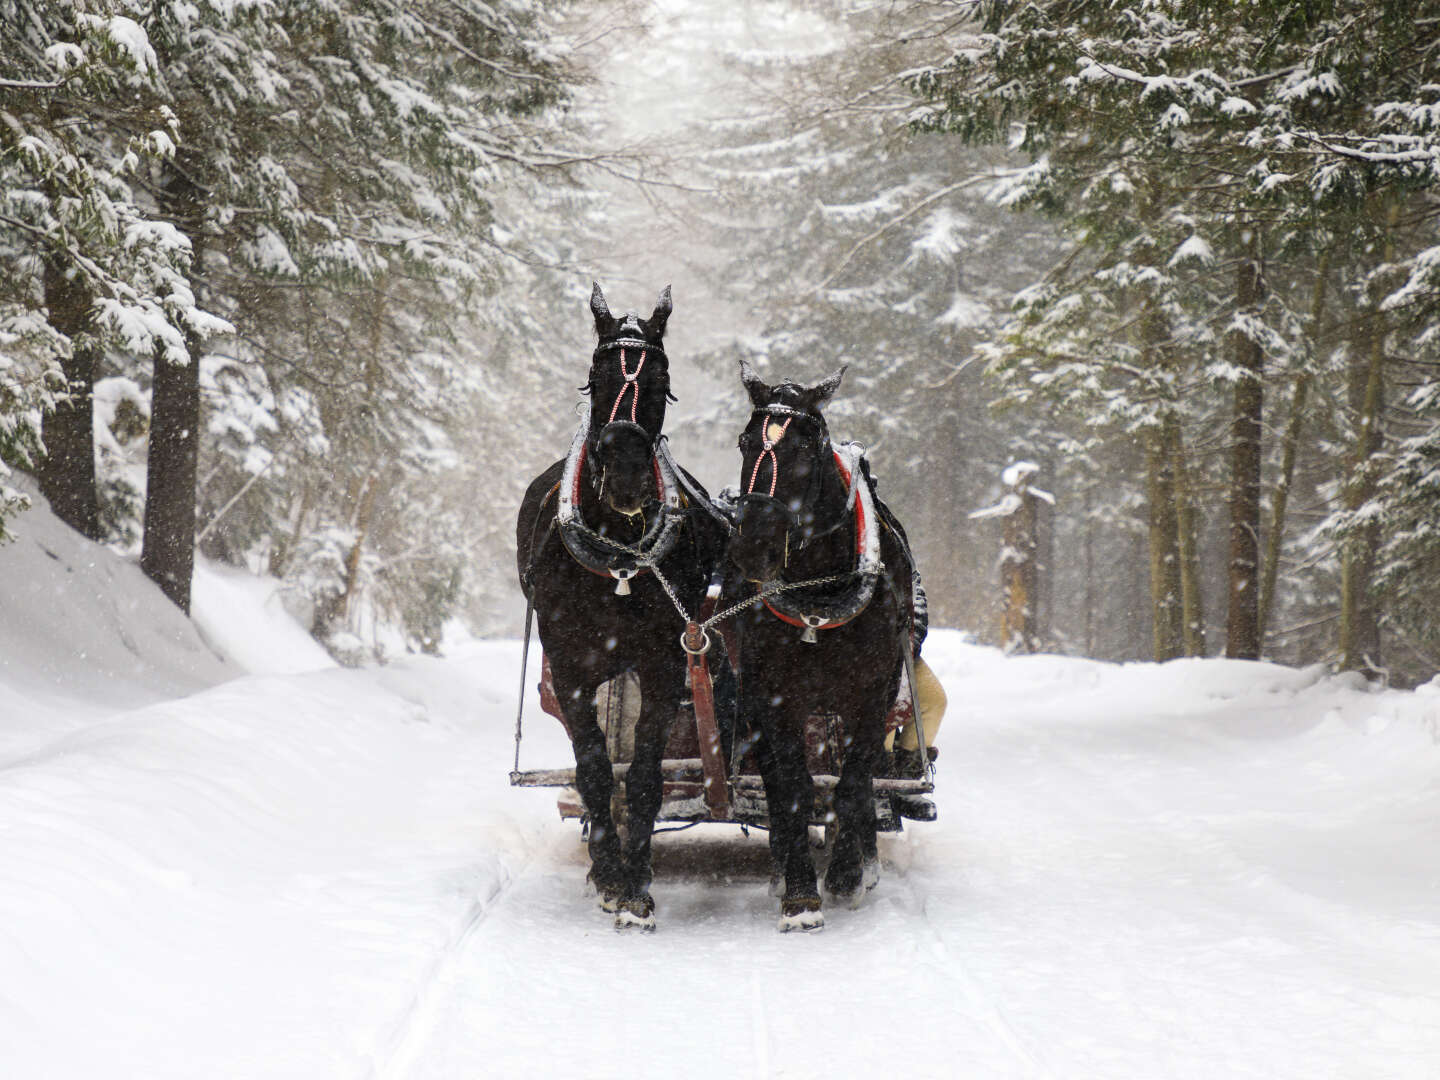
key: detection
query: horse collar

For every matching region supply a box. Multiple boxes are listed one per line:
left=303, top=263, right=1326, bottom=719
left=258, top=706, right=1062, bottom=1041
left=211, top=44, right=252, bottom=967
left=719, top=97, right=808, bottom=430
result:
left=556, top=413, right=683, bottom=594
left=759, top=441, right=883, bottom=642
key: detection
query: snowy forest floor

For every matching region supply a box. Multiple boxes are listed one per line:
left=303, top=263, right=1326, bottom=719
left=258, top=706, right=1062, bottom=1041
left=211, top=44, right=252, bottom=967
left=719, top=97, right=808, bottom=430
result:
left=3, top=499, right=1440, bottom=1078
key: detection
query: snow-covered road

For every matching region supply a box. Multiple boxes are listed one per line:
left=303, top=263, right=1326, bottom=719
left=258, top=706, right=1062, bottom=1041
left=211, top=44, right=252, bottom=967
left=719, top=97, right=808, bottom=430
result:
left=385, top=641, right=1440, bottom=1080
left=4, top=629, right=1440, bottom=1079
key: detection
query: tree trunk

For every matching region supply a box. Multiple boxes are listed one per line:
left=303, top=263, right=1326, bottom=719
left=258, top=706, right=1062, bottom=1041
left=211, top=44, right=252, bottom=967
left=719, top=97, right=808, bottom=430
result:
left=1147, top=423, right=1183, bottom=661
left=1338, top=205, right=1397, bottom=677
left=268, top=480, right=312, bottom=578
left=1137, top=291, right=1184, bottom=662
left=141, top=339, right=201, bottom=612
left=1259, top=250, right=1330, bottom=645
left=1226, top=249, right=1264, bottom=660
left=312, top=471, right=380, bottom=638
left=341, top=471, right=380, bottom=613
left=1338, top=310, right=1387, bottom=675
left=37, top=260, right=102, bottom=539
left=1171, top=420, right=1206, bottom=656
left=999, top=468, right=1041, bottom=654
left=141, top=166, right=205, bottom=612
left=1082, top=483, right=1095, bottom=656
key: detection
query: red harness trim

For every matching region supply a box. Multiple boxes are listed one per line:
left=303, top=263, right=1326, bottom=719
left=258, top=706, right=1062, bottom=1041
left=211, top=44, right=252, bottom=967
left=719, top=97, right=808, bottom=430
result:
left=762, top=450, right=865, bottom=631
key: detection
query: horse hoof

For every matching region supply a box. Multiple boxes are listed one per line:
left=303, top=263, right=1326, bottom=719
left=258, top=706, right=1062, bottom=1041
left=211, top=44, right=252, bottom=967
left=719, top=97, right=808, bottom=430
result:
left=824, top=858, right=880, bottom=909
left=586, top=870, right=622, bottom=913
left=777, top=896, right=824, bottom=933
left=863, top=856, right=880, bottom=892
left=614, top=895, right=656, bottom=932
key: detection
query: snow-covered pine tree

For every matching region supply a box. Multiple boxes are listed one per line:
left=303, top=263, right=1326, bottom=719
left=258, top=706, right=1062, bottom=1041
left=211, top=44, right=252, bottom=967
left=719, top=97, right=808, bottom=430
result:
left=0, top=1, right=227, bottom=543
left=109, top=0, right=574, bottom=617
left=910, top=0, right=1440, bottom=670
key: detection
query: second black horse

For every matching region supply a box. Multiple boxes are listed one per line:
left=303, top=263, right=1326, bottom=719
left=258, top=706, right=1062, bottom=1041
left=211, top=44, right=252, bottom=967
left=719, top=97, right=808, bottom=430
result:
left=725, top=359, right=916, bottom=932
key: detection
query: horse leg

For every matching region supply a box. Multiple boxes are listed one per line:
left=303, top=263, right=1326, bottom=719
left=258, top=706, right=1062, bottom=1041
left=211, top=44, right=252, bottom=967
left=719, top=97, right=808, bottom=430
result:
left=552, top=667, right=624, bottom=910
left=748, top=722, right=789, bottom=898
left=824, top=708, right=886, bottom=906
left=613, top=664, right=682, bottom=930
left=767, top=706, right=823, bottom=932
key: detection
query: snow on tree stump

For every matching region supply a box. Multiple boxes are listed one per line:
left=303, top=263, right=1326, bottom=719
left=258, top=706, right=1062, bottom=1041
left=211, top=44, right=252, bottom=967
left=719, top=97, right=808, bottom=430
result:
left=971, top=461, right=1054, bottom=654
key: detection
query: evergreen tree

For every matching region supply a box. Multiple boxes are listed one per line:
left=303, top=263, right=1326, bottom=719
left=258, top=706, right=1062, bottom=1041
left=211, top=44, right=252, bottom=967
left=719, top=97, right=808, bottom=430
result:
left=911, top=0, right=1440, bottom=669
left=0, top=2, right=226, bottom=542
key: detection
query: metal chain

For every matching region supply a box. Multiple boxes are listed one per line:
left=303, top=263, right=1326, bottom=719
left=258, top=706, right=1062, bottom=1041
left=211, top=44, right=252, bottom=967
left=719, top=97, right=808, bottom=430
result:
left=579, top=504, right=856, bottom=637
left=644, top=554, right=854, bottom=633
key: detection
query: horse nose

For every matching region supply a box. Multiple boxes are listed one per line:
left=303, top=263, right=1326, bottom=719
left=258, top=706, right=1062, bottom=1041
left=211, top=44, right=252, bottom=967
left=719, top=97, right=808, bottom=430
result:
left=595, top=421, right=653, bottom=513
left=729, top=539, right=782, bottom=584
left=729, top=496, right=789, bottom=581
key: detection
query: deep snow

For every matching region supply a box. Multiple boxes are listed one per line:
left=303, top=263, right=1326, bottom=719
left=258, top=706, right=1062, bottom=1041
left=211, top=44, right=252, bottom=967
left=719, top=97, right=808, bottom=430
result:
left=2, top=489, right=1440, bottom=1079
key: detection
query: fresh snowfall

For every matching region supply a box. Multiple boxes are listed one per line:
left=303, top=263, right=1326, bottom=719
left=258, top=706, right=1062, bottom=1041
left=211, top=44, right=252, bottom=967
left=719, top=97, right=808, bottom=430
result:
left=2, top=488, right=1439, bottom=1080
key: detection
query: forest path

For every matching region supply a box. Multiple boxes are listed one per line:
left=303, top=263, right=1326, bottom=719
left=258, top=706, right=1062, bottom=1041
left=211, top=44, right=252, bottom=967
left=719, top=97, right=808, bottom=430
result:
left=7, top=633, right=1440, bottom=1079
left=384, top=820, right=1041, bottom=1080
left=380, top=639, right=1440, bottom=1079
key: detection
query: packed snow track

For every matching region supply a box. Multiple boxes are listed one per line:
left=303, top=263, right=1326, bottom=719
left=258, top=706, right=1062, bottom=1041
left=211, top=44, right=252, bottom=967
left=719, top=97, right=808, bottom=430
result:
left=4, top=631, right=1440, bottom=1078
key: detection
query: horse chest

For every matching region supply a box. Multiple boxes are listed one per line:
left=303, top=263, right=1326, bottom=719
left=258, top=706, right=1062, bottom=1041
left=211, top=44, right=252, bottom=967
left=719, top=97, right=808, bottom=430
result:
left=536, top=560, right=682, bottom=641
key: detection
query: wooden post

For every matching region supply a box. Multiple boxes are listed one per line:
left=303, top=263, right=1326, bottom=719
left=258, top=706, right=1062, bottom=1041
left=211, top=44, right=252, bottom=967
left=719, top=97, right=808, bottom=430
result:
left=971, top=462, right=1053, bottom=654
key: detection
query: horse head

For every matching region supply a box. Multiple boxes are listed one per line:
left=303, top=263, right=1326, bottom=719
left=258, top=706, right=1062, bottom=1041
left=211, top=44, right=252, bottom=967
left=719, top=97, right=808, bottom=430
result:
left=729, top=358, right=848, bottom=583
left=584, top=282, right=674, bottom=515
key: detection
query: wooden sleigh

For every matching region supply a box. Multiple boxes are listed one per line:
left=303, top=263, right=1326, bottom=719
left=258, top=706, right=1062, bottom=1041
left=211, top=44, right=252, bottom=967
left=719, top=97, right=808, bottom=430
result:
left=509, top=614, right=935, bottom=835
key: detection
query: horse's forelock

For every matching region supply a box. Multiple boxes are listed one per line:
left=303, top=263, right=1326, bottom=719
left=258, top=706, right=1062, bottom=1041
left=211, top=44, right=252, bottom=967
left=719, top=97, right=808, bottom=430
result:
left=764, top=382, right=826, bottom=420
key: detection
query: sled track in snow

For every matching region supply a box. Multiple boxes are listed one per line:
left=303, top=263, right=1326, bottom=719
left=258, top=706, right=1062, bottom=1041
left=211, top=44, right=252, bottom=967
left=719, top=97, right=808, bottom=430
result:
left=365, top=840, right=545, bottom=1080
left=883, top=841, right=1059, bottom=1080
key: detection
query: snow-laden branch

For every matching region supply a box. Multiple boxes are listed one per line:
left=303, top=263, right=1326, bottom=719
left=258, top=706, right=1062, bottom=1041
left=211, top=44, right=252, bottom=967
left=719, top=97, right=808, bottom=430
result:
left=815, top=170, right=1022, bottom=292
left=1292, top=130, right=1440, bottom=166
left=0, top=77, right=63, bottom=90
left=0, top=212, right=119, bottom=299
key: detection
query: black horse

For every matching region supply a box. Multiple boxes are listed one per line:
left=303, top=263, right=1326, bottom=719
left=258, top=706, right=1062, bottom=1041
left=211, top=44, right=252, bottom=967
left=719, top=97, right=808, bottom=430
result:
left=725, top=359, right=914, bottom=932
left=516, top=283, right=727, bottom=930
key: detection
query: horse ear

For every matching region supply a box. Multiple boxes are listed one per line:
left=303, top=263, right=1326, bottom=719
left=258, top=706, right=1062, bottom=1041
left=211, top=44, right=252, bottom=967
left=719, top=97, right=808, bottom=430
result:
left=739, top=356, right=771, bottom=408
left=649, top=285, right=672, bottom=339
left=802, top=365, right=847, bottom=411
left=590, top=282, right=616, bottom=335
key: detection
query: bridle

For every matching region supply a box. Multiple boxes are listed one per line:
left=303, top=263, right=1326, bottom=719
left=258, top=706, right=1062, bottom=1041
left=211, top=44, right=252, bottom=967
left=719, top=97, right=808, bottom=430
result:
left=557, top=337, right=685, bottom=594
left=583, top=337, right=671, bottom=496
left=588, top=336, right=671, bottom=428
left=606, top=347, right=648, bottom=425
left=746, top=414, right=792, bottom=497
left=738, top=405, right=850, bottom=567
